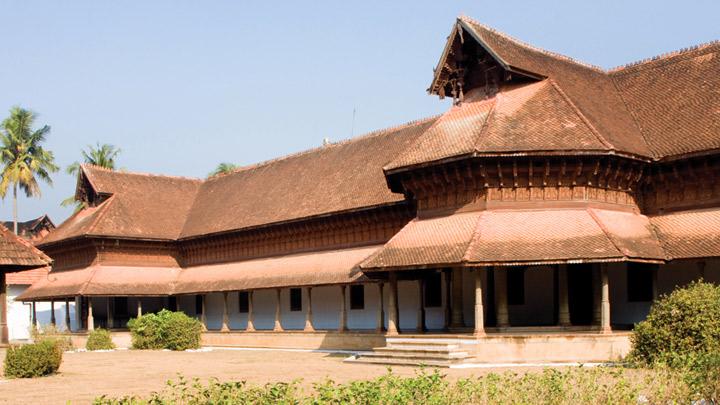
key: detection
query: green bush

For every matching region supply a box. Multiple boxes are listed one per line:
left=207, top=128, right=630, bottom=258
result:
left=94, top=368, right=699, bottom=405
left=86, top=328, right=115, bottom=351
left=30, top=323, right=74, bottom=352
left=128, top=309, right=201, bottom=351
left=629, top=281, right=720, bottom=365
left=3, top=340, right=63, bottom=378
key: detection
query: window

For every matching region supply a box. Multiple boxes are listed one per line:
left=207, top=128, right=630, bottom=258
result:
left=195, top=295, right=203, bottom=314
left=424, top=272, right=443, bottom=307
left=114, top=297, right=128, bottom=317
left=290, top=288, right=302, bottom=311
left=238, top=291, right=249, bottom=313
left=350, top=285, right=365, bottom=310
left=507, top=267, right=526, bottom=305
left=627, top=263, right=655, bottom=302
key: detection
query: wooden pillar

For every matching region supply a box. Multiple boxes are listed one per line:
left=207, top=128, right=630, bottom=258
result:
left=451, top=268, right=465, bottom=328
left=107, top=298, right=114, bottom=329
left=273, top=289, right=283, bottom=331
left=74, top=296, right=82, bottom=330
left=443, top=269, right=451, bottom=330
left=246, top=291, right=256, bottom=332
left=50, top=299, right=56, bottom=326
left=338, top=285, right=348, bottom=332
left=698, top=261, right=706, bottom=280
left=592, top=265, right=601, bottom=325
left=652, top=266, right=659, bottom=301
left=0, top=272, right=7, bottom=344
left=220, top=292, right=230, bottom=332
left=65, top=299, right=71, bottom=332
left=137, top=298, right=143, bottom=318
left=557, top=265, right=571, bottom=327
left=304, top=287, right=315, bottom=332
left=32, top=301, right=38, bottom=329
left=495, top=269, right=510, bottom=328
left=474, top=268, right=485, bottom=337
left=387, top=272, right=399, bottom=335
left=200, top=295, right=207, bottom=332
left=87, top=298, right=95, bottom=331
left=600, top=264, right=611, bottom=334
left=376, top=283, right=385, bottom=332
left=416, top=279, right=426, bottom=332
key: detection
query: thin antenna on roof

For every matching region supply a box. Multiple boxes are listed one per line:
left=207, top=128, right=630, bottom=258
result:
left=351, top=107, right=356, bottom=138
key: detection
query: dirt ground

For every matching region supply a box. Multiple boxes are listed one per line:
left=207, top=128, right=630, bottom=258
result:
left=0, top=348, right=542, bottom=405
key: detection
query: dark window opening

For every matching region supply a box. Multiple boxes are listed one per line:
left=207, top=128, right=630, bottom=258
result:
left=114, top=297, right=129, bottom=317
left=168, top=296, right=177, bottom=311
left=195, top=295, right=203, bottom=315
left=350, top=285, right=365, bottom=310
left=507, top=267, right=526, bottom=305
left=424, top=272, right=442, bottom=308
left=238, top=291, right=249, bottom=313
left=290, top=288, right=302, bottom=311
left=628, top=263, right=655, bottom=302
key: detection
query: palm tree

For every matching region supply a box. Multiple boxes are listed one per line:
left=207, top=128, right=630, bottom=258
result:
left=0, top=107, right=59, bottom=234
left=208, top=162, right=239, bottom=177
left=62, top=143, right=121, bottom=208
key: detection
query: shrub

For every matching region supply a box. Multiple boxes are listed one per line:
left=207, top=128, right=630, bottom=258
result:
left=30, top=323, right=74, bottom=352
left=128, top=309, right=202, bottom=351
left=3, top=340, right=63, bottom=378
left=629, top=281, right=720, bottom=365
left=86, top=328, right=115, bottom=351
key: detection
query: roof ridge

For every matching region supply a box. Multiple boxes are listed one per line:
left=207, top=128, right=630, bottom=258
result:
left=609, top=40, right=720, bottom=74
left=547, top=79, right=615, bottom=150
left=207, top=115, right=440, bottom=180
left=458, top=15, right=605, bottom=73
left=81, top=163, right=203, bottom=182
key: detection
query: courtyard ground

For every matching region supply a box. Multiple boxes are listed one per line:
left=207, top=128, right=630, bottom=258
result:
left=0, top=348, right=544, bottom=404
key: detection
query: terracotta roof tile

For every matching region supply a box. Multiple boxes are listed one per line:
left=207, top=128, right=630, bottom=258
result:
left=6, top=266, right=50, bottom=285
left=650, top=208, right=720, bottom=259
left=0, top=224, right=52, bottom=268
left=362, top=207, right=665, bottom=269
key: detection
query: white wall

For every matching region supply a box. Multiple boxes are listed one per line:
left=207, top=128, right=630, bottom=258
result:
left=6, top=285, right=79, bottom=341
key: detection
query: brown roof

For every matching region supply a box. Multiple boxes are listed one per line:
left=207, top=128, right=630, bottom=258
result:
left=362, top=207, right=665, bottom=269
left=2, top=215, right=55, bottom=240
left=42, top=166, right=203, bottom=244
left=174, top=245, right=378, bottom=294
left=387, top=81, right=610, bottom=170
left=17, top=245, right=378, bottom=300
left=0, top=224, right=52, bottom=269
left=612, top=42, right=720, bottom=158
left=6, top=266, right=50, bottom=285
left=180, top=119, right=435, bottom=238
left=650, top=208, right=720, bottom=260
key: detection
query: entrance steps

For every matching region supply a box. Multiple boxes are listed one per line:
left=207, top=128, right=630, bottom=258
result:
left=348, top=337, right=474, bottom=367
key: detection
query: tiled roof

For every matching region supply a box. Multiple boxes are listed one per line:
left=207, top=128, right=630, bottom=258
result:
left=17, top=245, right=378, bottom=300
left=388, top=80, right=610, bottom=170
left=650, top=208, right=720, bottom=259
left=1, top=215, right=54, bottom=240
left=6, top=266, right=50, bottom=285
left=362, top=207, right=665, bottom=269
left=612, top=42, right=720, bottom=158
left=0, top=224, right=52, bottom=268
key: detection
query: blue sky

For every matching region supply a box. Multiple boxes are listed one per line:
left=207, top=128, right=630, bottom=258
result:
left=0, top=1, right=718, bottom=225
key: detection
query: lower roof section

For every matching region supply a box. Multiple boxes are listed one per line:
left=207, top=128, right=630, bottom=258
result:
left=361, top=207, right=666, bottom=270
left=17, top=245, right=380, bottom=300
left=650, top=207, right=720, bottom=260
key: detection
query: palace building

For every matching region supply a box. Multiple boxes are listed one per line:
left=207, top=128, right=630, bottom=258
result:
left=19, top=16, right=720, bottom=365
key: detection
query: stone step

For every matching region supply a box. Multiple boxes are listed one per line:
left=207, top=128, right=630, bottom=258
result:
left=386, top=338, right=465, bottom=346
left=349, top=355, right=466, bottom=368
left=383, top=344, right=460, bottom=351
left=373, top=346, right=465, bottom=354
left=363, top=350, right=470, bottom=360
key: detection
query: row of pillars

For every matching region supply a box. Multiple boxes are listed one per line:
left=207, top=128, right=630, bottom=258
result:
left=203, top=285, right=384, bottom=333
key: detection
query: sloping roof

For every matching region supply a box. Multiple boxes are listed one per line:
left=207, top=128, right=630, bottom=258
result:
left=361, top=207, right=665, bottom=269
left=17, top=245, right=378, bottom=300
left=174, top=245, right=378, bottom=294
left=612, top=42, right=720, bottom=158
left=6, top=266, right=50, bottom=285
left=650, top=208, right=720, bottom=260
left=180, top=118, right=435, bottom=238
left=0, top=224, right=52, bottom=269
left=387, top=81, right=610, bottom=170
left=42, top=166, right=203, bottom=244
left=1, top=215, right=55, bottom=239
